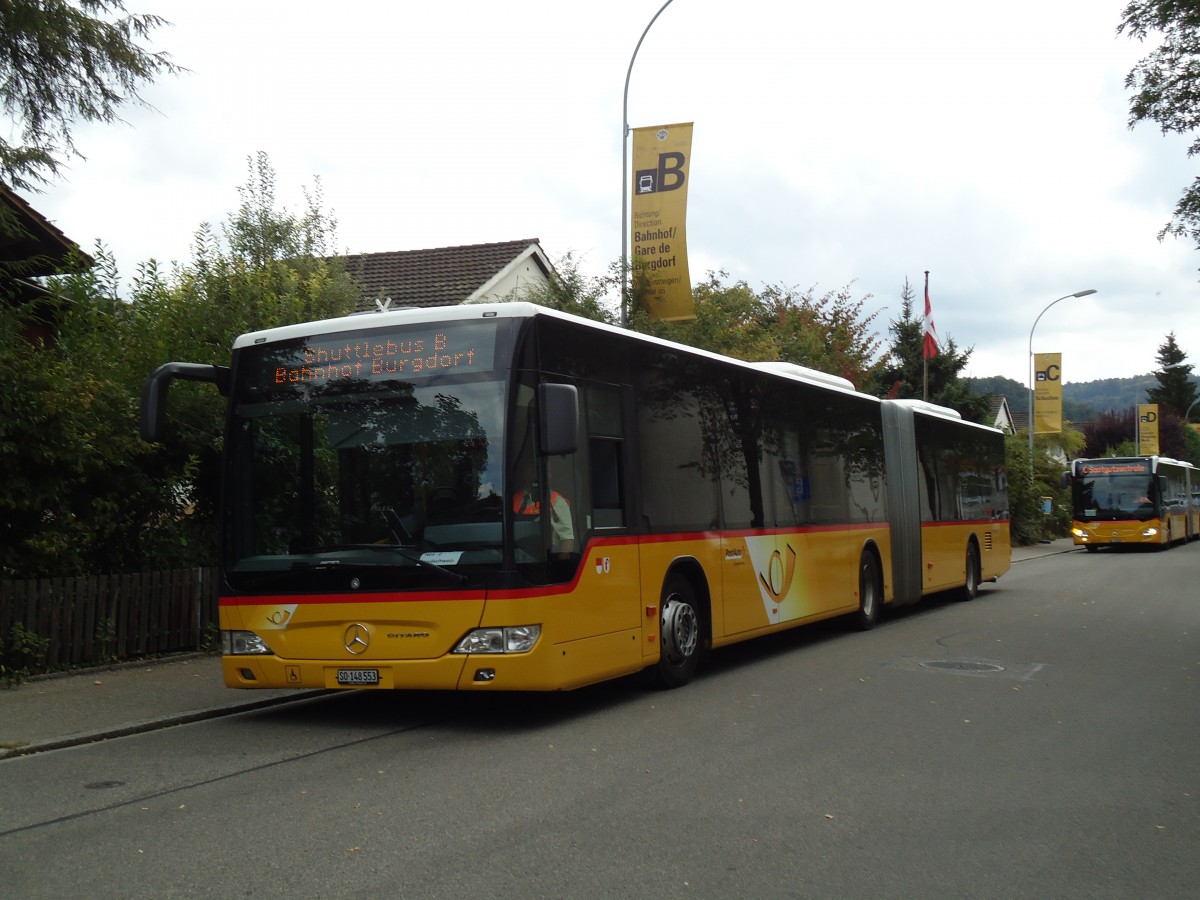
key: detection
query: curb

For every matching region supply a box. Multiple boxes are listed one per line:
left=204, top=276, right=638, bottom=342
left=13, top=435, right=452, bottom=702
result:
left=0, top=690, right=326, bottom=760
left=19, top=650, right=216, bottom=686
left=1012, top=541, right=1078, bottom=562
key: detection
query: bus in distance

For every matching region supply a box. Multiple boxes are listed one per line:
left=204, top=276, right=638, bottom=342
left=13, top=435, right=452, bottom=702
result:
left=141, top=302, right=1010, bottom=692
left=1069, top=456, right=1197, bottom=550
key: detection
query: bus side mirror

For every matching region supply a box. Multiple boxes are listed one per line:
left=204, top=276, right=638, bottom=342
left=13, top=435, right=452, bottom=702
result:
left=1060, top=471, right=1071, bottom=489
left=141, top=362, right=231, bottom=442
left=538, top=383, right=578, bottom=456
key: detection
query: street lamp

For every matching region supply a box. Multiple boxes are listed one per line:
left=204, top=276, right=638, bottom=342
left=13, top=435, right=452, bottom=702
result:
left=1028, top=288, right=1098, bottom=476
left=620, top=0, right=675, bottom=327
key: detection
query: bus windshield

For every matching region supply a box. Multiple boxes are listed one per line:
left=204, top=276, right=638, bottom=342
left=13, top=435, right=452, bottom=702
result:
left=1073, top=472, right=1156, bottom=521
left=223, top=320, right=511, bottom=592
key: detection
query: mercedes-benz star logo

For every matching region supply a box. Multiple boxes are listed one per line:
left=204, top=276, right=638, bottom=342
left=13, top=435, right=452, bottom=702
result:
left=344, top=623, right=370, bottom=655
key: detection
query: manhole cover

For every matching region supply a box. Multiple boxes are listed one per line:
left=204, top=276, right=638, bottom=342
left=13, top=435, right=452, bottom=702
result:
left=919, top=660, right=1005, bottom=673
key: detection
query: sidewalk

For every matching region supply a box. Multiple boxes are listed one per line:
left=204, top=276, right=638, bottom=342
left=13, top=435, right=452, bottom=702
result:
left=0, top=653, right=319, bottom=759
left=1010, top=536, right=1078, bottom=562
left=1, top=539, right=1077, bottom=760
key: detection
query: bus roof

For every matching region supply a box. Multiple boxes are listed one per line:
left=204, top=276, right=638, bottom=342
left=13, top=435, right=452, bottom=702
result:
left=231, top=301, right=532, bottom=349
left=886, top=398, right=962, bottom=421
left=231, top=301, right=879, bottom=401
left=882, top=397, right=1005, bottom=438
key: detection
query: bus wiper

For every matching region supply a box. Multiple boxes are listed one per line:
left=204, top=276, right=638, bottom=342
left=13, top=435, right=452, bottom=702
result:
left=374, top=506, right=465, bottom=584
left=298, top=544, right=467, bottom=585
left=389, top=544, right=467, bottom=586
left=381, top=505, right=417, bottom=545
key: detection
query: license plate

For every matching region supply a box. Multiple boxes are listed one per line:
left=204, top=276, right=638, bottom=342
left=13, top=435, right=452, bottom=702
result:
left=336, top=668, right=380, bottom=686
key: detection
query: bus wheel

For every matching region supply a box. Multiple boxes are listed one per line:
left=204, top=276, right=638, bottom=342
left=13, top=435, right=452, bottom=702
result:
left=853, top=550, right=881, bottom=631
left=1084, top=544, right=1098, bottom=553
left=654, top=574, right=701, bottom=689
left=958, top=542, right=981, bottom=601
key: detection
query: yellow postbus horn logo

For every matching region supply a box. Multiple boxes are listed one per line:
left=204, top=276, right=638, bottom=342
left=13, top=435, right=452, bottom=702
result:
left=758, top=544, right=798, bottom=602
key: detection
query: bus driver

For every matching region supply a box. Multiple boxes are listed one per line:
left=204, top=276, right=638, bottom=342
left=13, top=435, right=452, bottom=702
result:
left=512, top=474, right=575, bottom=557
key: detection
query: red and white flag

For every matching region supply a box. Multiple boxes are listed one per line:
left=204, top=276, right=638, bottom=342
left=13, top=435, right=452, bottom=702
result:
left=922, top=273, right=940, bottom=360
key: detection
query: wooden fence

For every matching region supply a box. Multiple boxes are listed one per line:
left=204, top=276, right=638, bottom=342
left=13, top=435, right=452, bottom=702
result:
left=0, top=568, right=218, bottom=673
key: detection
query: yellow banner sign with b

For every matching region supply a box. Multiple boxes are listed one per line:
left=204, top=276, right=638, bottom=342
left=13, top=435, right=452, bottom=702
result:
left=630, top=122, right=693, bottom=321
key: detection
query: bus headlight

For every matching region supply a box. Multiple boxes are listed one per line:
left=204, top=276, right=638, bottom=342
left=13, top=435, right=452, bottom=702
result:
left=453, top=625, right=541, bottom=654
left=1141, top=527, right=1159, bottom=538
left=221, top=630, right=274, bottom=655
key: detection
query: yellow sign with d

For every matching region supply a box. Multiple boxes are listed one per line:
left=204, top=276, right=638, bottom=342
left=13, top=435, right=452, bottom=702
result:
left=1138, top=403, right=1160, bottom=456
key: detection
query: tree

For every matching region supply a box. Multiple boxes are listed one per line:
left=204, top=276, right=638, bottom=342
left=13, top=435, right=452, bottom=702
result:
left=128, top=154, right=359, bottom=568
left=1148, top=407, right=1195, bottom=459
left=761, top=282, right=884, bottom=389
left=1146, top=332, right=1198, bottom=417
left=1120, top=2, right=1200, bottom=247
left=0, top=154, right=359, bottom=577
left=0, top=0, right=181, bottom=191
left=877, top=277, right=991, bottom=423
left=0, top=245, right=165, bottom=576
left=632, top=273, right=779, bottom=363
left=516, top=252, right=620, bottom=325
left=1183, top=418, right=1200, bottom=461
left=1083, top=408, right=1137, bottom=458
left=628, top=272, right=885, bottom=388
left=1081, top=404, right=1196, bottom=462
left=1004, top=434, right=1042, bottom=546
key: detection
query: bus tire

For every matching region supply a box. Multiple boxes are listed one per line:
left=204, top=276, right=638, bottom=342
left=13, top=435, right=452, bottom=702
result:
left=958, top=541, right=981, bottom=601
left=652, top=574, right=702, bottom=689
left=1084, top=544, right=1098, bottom=553
left=853, top=550, right=881, bottom=631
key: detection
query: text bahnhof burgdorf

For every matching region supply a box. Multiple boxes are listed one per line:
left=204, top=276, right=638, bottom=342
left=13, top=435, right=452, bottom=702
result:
left=274, top=334, right=480, bottom=383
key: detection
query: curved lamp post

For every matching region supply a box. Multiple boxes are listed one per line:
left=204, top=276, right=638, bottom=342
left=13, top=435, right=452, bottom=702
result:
left=1028, top=289, right=1097, bottom=476
left=620, top=0, right=676, bottom=327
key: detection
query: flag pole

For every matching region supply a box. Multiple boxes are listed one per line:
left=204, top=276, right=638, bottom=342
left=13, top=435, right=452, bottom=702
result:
left=923, top=271, right=930, bottom=402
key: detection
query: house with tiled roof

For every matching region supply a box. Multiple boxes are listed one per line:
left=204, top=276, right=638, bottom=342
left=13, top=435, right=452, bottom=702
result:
left=990, top=395, right=1015, bottom=434
left=2, top=182, right=92, bottom=343
left=340, top=239, right=553, bottom=312
left=1010, top=409, right=1030, bottom=435
left=1010, top=400, right=1082, bottom=467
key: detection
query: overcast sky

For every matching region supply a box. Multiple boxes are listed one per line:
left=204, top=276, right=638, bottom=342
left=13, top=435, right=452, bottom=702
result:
left=29, top=0, right=1200, bottom=387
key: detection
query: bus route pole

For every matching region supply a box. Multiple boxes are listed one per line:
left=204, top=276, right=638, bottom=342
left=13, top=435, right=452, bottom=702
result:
left=1027, top=288, right=1097, bottom=478
left=621, top=0, right=676, bottom=328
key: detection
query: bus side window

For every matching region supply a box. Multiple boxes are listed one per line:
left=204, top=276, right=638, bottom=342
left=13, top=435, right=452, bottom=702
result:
left=587, top=385, right=627, bottom=529
left=591, top=437, right=625, bottom=527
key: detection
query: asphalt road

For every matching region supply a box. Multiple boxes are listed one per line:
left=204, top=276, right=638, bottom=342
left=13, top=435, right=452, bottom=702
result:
left=1, top=544, right=1197, bottom=899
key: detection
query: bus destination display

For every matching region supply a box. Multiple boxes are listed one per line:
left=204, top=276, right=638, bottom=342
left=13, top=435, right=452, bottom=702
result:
left=257, top=322, right=498, bottom=390
left=1078, top=460, right=1152, bottom=477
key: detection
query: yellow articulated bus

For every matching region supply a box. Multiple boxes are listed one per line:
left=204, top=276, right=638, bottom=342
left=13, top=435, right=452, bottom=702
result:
left=141, top=303, right=1010, bottom=692
left=1070, top=456, right=1197, bottom=551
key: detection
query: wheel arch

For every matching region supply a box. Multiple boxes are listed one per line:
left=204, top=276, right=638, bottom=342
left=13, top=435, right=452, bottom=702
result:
left=858, top=538, right=886, bottom=604
left=966, top=531, right=982, bottom=562
left=663, top=556, right=713, bottom=648
left=960, top=533, right=983, bottom=600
